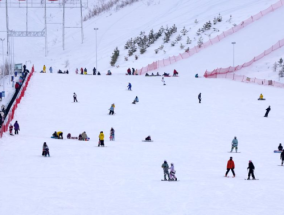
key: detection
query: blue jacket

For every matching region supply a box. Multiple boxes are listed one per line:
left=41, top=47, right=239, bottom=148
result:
left=135, top=97, right=139, bottom=102
left=232, top=138, right=238, bottom=147
left=128, top=83, right=132, bottom=88
left=110, top=105, right=114, bottom=111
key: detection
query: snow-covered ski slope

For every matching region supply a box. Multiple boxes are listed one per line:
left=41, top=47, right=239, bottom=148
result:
left=1, top=73, right=284, bottom=215
left=0, top=0, right=281, bottom=73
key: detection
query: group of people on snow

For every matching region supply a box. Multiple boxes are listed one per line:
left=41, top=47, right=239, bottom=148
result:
left=161, top=160, right=177, bottom=181
left=126, top=68, right=138, bottom=75
left=9, top=121, right=20, bottom=135
left=225, top=157, right=256, bottom=180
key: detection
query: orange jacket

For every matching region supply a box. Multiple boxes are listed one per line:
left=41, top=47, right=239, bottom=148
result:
left=227, top=160, right=235, bottom=169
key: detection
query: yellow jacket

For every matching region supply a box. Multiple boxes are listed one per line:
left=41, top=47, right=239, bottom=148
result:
left=260, top=94, right=263, bottom=99
left=57, top=131, right=62, bottom=136
left=84, top=71, right=87, bottom=75
left=43, top=65, right=46, bottom=72
left=99, top=133, right=104, bottom=140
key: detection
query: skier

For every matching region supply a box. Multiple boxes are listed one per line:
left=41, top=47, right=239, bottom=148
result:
left=145, top=136, right=151, bottom=141
left=110, top=127, right=115, bottom=141
left=98, top=131, right=104, bottom=147
left=231, top=137, right=238, bottom=153
left=14, top=121, right=20, bottom=135
left=127, top=83, right=132, bottom=91
left=247, top=160, right=255, bottom=180
left=169, top=163, right=177, bottom=181
left=173, top=69, right=179, bottom=76
left=9, top=124, right=13, bottom=135
left=264, top=106, right=271, bottom=117
left=49, top=66, right=53, bottom=73
left=73, top=93, right=78, bottom=102
left=198, top=93, right=201, bottom=103
left=84, top=68, right=87, bottom=75
left=258, top=94, right=265, bottom=100
left=278, top=143, right=283, bottom=151
left=281, top=150, right=284, bottom=166
left=42, top=142, right=50, bottom=157
left=109, top=103, right=115, bottom=115
left=43, top=65, right=46, bottom=73
left=93, top=67, right=96, bottom=75
left=225, top=157, right=235, bottom=177
left=161, top=160, right=170, bottom=180
left=162, top=77, right=166, bottom=86
left=81, top=131, right=88, bottom=140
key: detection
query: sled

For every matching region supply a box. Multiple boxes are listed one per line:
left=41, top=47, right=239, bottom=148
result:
left=274, top=150, right=282, bottom=153
left=142, top=140, right=153, bottom=142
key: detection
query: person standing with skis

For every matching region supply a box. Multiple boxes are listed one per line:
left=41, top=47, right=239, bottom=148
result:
left=225, top=157, right=235, bottom=177
left=231, top=137, right=238, bottom=153
left=281, top=150, right=284, bottom=166
left=247, top=160, right=255, bottom=180
left=73, top=93, right=78, bottom=102
left=161, top=160, right=170, bottom=180
left=264, top=106, right=271, bottom=117
left=198, top=93, right=201, bottom=103
left=109, top=104, right=115, bottom=115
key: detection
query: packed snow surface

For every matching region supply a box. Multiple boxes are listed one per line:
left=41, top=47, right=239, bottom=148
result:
left=0, top=73, right=284, bottom=215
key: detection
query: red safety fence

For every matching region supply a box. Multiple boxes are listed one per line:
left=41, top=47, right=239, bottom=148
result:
left=137, top=0, right=284, bottom=75
left=0, top=66, right=35, bottom=138
left=204, top=38, right=284, bottom=88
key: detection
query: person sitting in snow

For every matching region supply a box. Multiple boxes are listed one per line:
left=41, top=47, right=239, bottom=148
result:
left=278, top=143, right=283, bottom=151
left=163, top=72, right=170, bottom=77
left=173, top=69, right=179, bottom=76
left=157, top=72, right=160, bottom=76
left=98, top=72, right=101, bottom=75
left=67, top=133, right=71, bottom=139
left=145, top=73, right=149, bottom=76
left=53, top=131, right=63, bottom=139
left=107, top=70, right=112, bottom=75
left=145, top=136, right=151, bottom=141
left=258, top=94, right=265, bottom=100
left=81, top=131, right=88, bottom=140
left=195, top=74, right=199, bottom=78
left=132, top=96, right=139, bottom=104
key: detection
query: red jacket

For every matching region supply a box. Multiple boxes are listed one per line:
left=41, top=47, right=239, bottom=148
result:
left=227, top=160, right=235, bottom=169
left=15, top=83, right=20, bottom=89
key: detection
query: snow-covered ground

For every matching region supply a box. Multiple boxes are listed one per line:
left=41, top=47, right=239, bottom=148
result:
left=0, top=73, right=284, bottom=215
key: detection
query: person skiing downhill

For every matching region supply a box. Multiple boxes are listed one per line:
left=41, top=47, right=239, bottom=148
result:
left=247, top=160, right=255, bottom=180
left=225, top=157, right=235, bottom=177
left=169, top=163, right=177, bottom=181
left=198, top=93, right=201, bottom=103
left=73, top=93, right=78, bottom=102
left=127, top=83, right=132, bottom=91
left=161, top=160, right=170, bottom=180
left=231, top=137, right=238, bottom=152
left=278, top=143, right=283, bottom=151
left=281, top=151, right=284, bottom=166
left=264, top=106, right=271, bottom=117
left=98, top=131, right=104, bottom=147
left=109, top=104, right=115, bottom=115
left=14, top=121, right=20, bottom=135
left=110, top=128, right=115, bottom=141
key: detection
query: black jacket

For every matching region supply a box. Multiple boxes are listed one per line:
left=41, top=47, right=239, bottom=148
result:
left=247, top=162, right=255, bottom=170
left=278, top=145, right=283, bottom=151
left=281, top=151, right=284, bottom=159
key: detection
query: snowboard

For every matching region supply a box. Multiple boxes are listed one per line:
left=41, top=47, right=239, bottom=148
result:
left=228, top=152, right=241, bottom=153
left=161, top=180, right=178, bottom=181
left=142, top=140, right=153, bottom=142
left=274, top=150, right=282, bottom=153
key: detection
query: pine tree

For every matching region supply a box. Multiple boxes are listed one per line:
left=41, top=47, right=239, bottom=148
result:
left=181, top=27, right=188, bottom=36
left=194, top=19, right=198, bottom=24
left=180, top=43, right=184, bottom=49
left=197, top=36, right=203, bottom=48
left=213, top=17, right=217, bottom=25
left=163, top=32, right=170, bottom=43
left=110, top=47, right=119, bottom=66
left=273, top=62, right=278, bottom=72
left=171, top=24, right=177, bottom=33
left=186, top=36, right=191, bottom=44
left=196, top=29, right=201, bottom=36
left=278, top=58, right=283, bottom=65
left=176, top=34, right=182, bottom=42
left=217, top=13, right=222, bottom=22
left=171, top=41, right=176, bottom=46
left=148, top=29, right=155, bottom=44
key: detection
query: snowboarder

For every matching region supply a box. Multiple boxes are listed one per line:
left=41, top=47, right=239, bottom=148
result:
left=109, top=103, right=115, bottom=115
left=198, top=93, right=201, bottom=103
left=9, top=124, right=13, bottom=135
left=14, top=121, right=20, bottom=135
left=110, top=128, right=115, bottom=141
left=93, top=67, right=96, bottom=75
left=231, top=137, right=238, bottom=152
left=163, top=72, right=170, bottom=77
left=169, top=163, right=177, bottom=181
left=98, top=131, right=104, bottom=147
left=127, top=83, right=132, bottom=91
left=247, top=160, right=255, bottom=180
left=258, top=94, right=265, bottom=100
left=195, top=74, right=199, bottom=78
left=84, top=68, right=87, bottom=75
left=81, top=131, right=88, bottom=140
left=278, top=143, right=283, bottom=151
left=145, top=136, right=151, bottom=141
left=264, top=106, right=271, bottom=117
left=73, top=93, right=78, bottom=102
left=52, top=131, right=63, bottom=139
left=161, top=160, right=170, bottom=180
left=132, top=96, right=139, bottom=104
left=281, top=151, right=284, bottom=166
left=42, top=142, right=50, bottom=157
left=162, top=77, right=166, bottom=85
left=49, top=66, right=53, bottom=73
left=225, top=157, right=235, bottom=177
left=173, top=69, right=178, bottom=76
